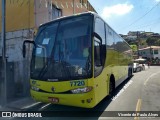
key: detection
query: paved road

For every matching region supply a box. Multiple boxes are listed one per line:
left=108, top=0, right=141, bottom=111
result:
left=1, top=66, right=160, bottom=120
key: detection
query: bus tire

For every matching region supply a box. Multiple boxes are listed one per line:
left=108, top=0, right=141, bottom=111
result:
left=109, top=75, right=115, bottom=96
left=128, top=68, right=133, bottom=78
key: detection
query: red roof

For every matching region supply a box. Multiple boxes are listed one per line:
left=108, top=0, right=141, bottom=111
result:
left=139, top=46, right=160, bottom=50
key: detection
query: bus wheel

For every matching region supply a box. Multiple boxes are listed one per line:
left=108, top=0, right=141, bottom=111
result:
left=109, top=75, right=115, bottom=96
left=128, top=68, right=133, bottom=78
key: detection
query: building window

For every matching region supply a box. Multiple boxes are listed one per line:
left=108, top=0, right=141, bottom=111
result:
left=52, top=5, right=62, bottom=20
left=154, top=50, right=158, bottom=54
left=81, top=0, right=85, bottom=6
left=87, top=1, right=89, bottom=9
left=80, top=0, right=82, bottom=3
left=143, top=51, right=145, bottom=54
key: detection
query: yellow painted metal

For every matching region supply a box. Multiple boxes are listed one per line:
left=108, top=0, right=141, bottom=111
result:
left=0, top=0, right=35, bottom=32
left=30, top=79, right=96, bottom=108
left=30, top=49, right=131, bottom=108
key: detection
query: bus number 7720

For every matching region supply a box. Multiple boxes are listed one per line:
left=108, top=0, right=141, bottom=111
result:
left=70, top=81, right=85, bottom=87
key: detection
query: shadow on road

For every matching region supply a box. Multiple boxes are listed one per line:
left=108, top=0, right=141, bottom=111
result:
left=92, top=75, right=134, bottom=111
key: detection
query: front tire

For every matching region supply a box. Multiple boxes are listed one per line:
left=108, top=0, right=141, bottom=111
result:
left=109, top=76, right=115, bottom=96
left=128, top=68, right=133, bottom=77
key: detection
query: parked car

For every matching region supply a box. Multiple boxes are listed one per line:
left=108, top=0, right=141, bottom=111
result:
left=139, top=63, right=146, bottom=70
left=133, top=63, right=143, bottom=72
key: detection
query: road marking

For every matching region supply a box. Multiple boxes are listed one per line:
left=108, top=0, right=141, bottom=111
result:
left=134, top=99, right=142, bottom=120
left=144, top=71, right=160, bottom=86
left=39, top=103, right=51, bottom=111
left=22, top=102, right=41, bottom=109
left=136, top=99, right=142, bottom=112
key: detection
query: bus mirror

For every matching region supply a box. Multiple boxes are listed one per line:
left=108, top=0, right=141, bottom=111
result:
left=22, top=40, right=35, bottom=58
left=23, top=43, right=26, bottom=58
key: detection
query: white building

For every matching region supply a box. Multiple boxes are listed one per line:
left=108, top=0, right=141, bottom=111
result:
left=139, top=46, right=160, bottom=59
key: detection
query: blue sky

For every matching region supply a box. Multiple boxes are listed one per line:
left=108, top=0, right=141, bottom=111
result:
left=88, top=0, right=160, bottom=35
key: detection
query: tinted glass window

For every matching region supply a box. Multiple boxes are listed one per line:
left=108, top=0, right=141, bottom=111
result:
left=106, top=26, right=114, bottom=49
left=31, top=16, right=93, bottom=80
left=95, top=18, right=105, bottom=45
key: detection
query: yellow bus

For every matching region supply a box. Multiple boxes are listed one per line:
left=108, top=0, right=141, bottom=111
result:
left=23, top=12, right=133, bottom=108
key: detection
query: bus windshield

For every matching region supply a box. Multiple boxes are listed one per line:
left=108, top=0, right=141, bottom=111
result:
left=31, top=15, right=93, bottom=81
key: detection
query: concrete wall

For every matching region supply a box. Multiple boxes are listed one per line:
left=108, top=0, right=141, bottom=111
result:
left=34, top=0, right=95, bottom=28
left=34, top=0, right=51, bottom=28
left=5, top=30, right=32, bottom=62
left=52, top=0, right=96, bottom=15
left=5, top=29, right=32, bottom=100
left=0, top=0, right=96, bottom=104
left=0, top=57, right=3, bottom=105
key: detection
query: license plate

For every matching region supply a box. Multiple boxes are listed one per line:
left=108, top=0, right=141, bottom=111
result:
left=48, top=97, right=59, bottom=103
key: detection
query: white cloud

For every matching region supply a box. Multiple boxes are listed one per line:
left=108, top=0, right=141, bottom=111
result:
left=101, top=3, right=134, bottom=19
left=155, top=0, right=160, bottom=2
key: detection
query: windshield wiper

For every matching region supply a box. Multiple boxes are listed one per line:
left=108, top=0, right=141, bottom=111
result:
left=38, top=58, right=49, bottom=79
left=36, top=44, right=48, bottom=79
left=57, top=40, right=72, bottom=79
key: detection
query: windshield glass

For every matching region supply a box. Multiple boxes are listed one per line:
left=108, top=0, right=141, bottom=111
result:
left=31, top=15, right=92, bottom=80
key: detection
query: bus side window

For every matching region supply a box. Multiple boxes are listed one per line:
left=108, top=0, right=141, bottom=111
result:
left=94, top=17, right=105, bottom=77
left=94, top=39, right=101, bottom=66
left=94, top=38, right=103, bottom=77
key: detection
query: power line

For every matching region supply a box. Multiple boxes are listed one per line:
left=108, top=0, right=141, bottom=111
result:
left=119, top=1, right=160, bottom=31
left=132, top=17, right=160, bottom=29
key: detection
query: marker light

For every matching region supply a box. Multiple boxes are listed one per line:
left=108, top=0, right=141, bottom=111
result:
left=71, top=87, right=93, bottom=94
left=31, top=86, right=40, bottom=91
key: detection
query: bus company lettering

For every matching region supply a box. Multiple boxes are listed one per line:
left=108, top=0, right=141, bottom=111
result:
left=11, top=112, right=42, bottom=117
left=111, top=80, right=133, bottom=101
left=28, top=113, right=42, bottom=117
left=70, top=81, right=85, bottom=87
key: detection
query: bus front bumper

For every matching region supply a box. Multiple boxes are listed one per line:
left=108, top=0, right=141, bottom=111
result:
left=30, top=89, right=96, bottom=108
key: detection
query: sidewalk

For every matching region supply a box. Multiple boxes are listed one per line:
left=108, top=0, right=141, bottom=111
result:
left=0, top=97, right=41, bottom=111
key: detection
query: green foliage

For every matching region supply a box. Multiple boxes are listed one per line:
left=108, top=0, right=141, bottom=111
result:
left=146, top=37, right=160, bottom=46
left=130, top=44, right=137, bottom=51
left=140, top=38, right=147, bottom=46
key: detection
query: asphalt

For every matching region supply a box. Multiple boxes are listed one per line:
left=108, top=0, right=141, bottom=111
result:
left=0, top=65, right=149, bottom=111
left=1, top=66, right=160, bottom=120
left=0, top=97, right=39, bottom=111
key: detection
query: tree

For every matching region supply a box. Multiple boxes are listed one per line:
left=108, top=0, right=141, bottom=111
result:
left=130, top=44, right=137, bottom=52
left=155, top=39, right=160, bottom=46
left=146, top=37, right=159, bottom=46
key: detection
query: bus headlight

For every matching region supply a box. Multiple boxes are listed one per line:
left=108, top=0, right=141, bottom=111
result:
left=31, top=86, right=40, bottom=91
left=71, top=87, right=93, bottom=94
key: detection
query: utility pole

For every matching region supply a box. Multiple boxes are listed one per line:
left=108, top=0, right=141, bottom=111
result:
left=150, top=46, right=152, bottom=61
left=137, top=31, right=140, bottom=58
left=1, top=0, right=7, bottom=106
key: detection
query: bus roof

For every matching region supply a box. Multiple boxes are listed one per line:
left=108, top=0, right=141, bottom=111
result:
left=39, top=11, right=97, bottom=28
left=38, top=11, right=131, bottom=50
